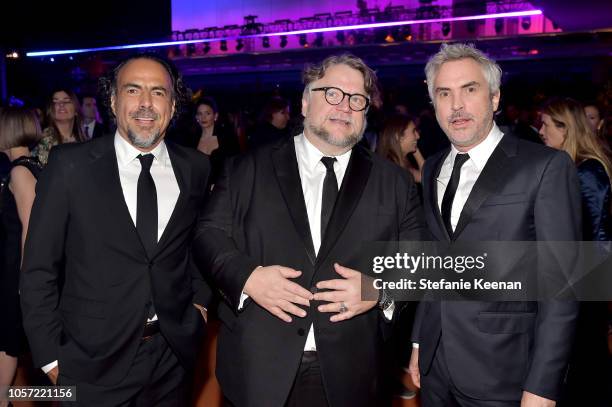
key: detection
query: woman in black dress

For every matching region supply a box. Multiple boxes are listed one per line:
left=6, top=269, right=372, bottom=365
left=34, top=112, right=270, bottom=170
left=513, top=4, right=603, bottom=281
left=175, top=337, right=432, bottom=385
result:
left=190, top=97, right=240, bottom=184
left=0, top=107, right=42, bottom=400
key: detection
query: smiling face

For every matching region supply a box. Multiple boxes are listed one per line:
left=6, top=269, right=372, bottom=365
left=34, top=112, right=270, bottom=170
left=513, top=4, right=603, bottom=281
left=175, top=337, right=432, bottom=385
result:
left=539, top=113, right=566, bottom=149
left=195, top=104, right=217, bottom=130
left=301, top=63, right=367, bottom=155
left=432, top=58, right=500, bottom=152
left=111, top=58, right=175, bottom=151
left=400, top=121, right=420, bottom=155
left=52, top=91, right=76, bottom=123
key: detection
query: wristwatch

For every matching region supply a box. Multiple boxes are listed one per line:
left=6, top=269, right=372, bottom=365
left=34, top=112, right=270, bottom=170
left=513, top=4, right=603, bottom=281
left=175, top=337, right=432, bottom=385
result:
left=377, top=288, right=394, bottom=311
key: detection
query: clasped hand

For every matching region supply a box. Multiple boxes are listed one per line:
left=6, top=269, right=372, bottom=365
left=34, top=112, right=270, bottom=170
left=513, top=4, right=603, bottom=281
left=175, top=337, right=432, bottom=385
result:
left=244, top=263, right=377, bottom=323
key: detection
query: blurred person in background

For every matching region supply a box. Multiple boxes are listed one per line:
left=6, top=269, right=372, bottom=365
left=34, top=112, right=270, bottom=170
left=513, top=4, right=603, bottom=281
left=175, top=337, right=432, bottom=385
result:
left=33, top=88, right=86, bottom=165
left=0, top=108, right=42, bottom=406
left=190, top=97, right=240, bottom=184
left=248, top=96, right=291, bottom=150
left=81, top=95, right=105, bottom=139
left=540, top=96, right=612, bottom=407
left=377, top=113, right=424, bottom=183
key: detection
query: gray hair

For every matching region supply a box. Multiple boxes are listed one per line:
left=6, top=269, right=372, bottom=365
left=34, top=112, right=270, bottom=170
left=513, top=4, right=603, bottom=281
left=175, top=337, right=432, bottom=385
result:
left=425, top=43, right=502, bottom=102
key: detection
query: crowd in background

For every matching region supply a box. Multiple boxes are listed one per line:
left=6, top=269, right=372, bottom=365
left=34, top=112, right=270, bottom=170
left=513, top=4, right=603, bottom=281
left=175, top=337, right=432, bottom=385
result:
left=0, top=61, right=611, bottom=406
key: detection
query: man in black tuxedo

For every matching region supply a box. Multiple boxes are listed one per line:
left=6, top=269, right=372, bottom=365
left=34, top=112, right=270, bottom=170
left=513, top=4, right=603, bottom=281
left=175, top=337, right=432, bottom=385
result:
left=408, top=43, right=581, bottom=406
left=20, top=54, right=211, bottom=405
left=81, top=95, right=106, bottom=139
left=194, top=54, right=425, bottom=407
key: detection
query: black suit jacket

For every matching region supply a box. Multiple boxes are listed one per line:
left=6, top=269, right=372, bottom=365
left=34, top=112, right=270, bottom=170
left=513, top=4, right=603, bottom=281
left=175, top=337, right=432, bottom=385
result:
left=194, top=137, right=426, bottom=407
left=90, top=122, right=106, bottom=139
left=20, top=135, right=212, bottom=386
left=412, top=134, right=581, bottom=401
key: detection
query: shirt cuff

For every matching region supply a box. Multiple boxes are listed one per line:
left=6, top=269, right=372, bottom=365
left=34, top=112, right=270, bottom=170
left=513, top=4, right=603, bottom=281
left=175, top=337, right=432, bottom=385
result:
left=238, top=292, right=249, bottom=310
left=42, top=360, right=58, bottom=374
left=412, top=343, right=419, bottom=349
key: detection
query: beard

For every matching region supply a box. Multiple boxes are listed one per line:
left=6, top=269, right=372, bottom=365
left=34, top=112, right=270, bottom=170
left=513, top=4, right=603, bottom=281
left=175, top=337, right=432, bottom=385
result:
left=305, top=117, right=366, bottom=150
left=127, top=107, right=163, bottom=149
left=127, top=128, right=163, bottom=149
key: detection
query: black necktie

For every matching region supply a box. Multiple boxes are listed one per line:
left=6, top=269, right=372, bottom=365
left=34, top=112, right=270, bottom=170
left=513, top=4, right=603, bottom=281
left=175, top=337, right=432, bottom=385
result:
left=137, top=154, right=157, bottom=319
left=441, top=153, right=469, bottom=237
left=320, top=156, right=338, bottom=240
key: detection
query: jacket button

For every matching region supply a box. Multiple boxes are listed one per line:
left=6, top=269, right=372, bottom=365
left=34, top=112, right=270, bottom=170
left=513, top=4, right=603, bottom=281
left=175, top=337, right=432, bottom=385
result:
left=297, top=328, right=306, bottom=336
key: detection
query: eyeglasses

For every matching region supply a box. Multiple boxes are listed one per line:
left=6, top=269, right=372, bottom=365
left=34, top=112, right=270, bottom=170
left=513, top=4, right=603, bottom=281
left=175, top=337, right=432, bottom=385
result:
left=310, top=87, right=370, bottom=112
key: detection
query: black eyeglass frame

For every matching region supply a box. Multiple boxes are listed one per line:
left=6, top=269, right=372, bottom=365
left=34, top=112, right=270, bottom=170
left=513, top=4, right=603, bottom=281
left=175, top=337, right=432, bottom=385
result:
left=310, top=86, right=370, bottom=112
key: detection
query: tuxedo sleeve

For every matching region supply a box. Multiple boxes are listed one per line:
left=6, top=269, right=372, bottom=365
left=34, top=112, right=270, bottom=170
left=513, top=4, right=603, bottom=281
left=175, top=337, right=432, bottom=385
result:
left=524, top=150, right=581, bottom=400
left=193, top=157, right=258, bottom=312
left=190, top=156, right=214, bottom=307
left=398, top=169, right=427, bottom=241
left=190, top=248, right=214, bottom=307
left=378, top=169, right=427, bottom=339
left=20, top=148, right=70, bottom=368
left=411, top=302, right=425, bottom=344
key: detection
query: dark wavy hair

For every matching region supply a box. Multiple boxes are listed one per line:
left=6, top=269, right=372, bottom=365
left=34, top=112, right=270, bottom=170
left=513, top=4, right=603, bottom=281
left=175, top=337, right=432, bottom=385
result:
left=377, top=113, right=417, bottom=170
left=98, top=53, right=190, bottom=127
left=195, top=96, right=218, bottom=114
left=45, top=87, right=86, bottom=143
left=259, top=97, right=289, bottom=123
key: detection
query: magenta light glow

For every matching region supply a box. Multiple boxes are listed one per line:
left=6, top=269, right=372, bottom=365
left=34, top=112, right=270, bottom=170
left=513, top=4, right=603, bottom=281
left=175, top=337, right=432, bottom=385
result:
left=27, top=9, right=542, bottom=57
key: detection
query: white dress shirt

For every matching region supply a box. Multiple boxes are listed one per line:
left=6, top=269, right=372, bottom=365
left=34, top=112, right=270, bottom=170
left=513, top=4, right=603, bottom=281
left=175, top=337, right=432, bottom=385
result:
left=114, top=132, right=180, bottom=242
left=238, top=134, right=351, bottom=351
left=295, top=134, right=352, bottom=351
left=436, top=124, right=504, bottom=231
left=42, top=132, right=180, bottom=374
left=413, top=124, right=503, bottom=351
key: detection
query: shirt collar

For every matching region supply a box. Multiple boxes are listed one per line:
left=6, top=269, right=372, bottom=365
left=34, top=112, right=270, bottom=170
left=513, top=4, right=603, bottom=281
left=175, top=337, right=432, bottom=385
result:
left=448, top=123, right=504, bottom=171
left=114, top=131, right=169, bottom=168
left=294, top=133, right=352, bottom=172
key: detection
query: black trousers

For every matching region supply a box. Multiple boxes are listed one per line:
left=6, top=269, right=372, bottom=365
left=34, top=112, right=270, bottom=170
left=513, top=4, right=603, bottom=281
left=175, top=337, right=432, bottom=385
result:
left=59, top=333, right=189, bottom=407
left=223, top=352, right=330, bottom=407
left=421, top=339, right=519, bottom=407
left=285, top=351, right=329, bottom=407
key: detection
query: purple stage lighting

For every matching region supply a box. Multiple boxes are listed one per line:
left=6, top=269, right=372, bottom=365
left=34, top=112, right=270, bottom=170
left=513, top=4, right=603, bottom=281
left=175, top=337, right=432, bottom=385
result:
left=26, top=9, right=543, bottom=57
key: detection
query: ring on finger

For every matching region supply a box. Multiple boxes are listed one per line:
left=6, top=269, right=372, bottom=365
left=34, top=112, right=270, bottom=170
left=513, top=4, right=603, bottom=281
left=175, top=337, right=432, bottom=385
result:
left=339, top=302, right=348, bottom=313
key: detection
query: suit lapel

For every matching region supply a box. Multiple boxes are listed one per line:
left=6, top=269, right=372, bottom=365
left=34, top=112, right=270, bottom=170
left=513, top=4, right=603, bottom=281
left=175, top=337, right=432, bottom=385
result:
left=89, top=137, right=146, bottom=258
left=154, top=142, right=192, bottom=258
left=425, top=150, right=451, bottom=241
left=453, top=135, right=516, bottom=238
left=315, top=145, right=372, bottom=268
left=271, top=139, right=316, bottom=264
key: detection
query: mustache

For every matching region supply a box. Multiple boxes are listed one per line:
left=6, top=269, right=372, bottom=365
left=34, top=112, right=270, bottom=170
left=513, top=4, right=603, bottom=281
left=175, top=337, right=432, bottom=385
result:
left=130, top=108, right=159, bottom=120
left=328, top=115, right=353, bottom=124
left=448, top=112, right=474, bottom=123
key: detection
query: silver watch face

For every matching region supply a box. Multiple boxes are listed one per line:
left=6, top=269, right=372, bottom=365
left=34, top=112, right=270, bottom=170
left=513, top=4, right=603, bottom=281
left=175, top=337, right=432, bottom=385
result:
left=378, top=290, right=393, bottom=310
left=379, top=298, right=393, bottom=310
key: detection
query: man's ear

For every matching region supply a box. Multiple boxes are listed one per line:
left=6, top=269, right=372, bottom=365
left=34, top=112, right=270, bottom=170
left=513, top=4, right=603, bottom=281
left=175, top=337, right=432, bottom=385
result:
left=492, top=90, right=501, bottom=112
left=110, top=93, right=117, bottom=116
left=301, top=92, right=309, bottom=118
